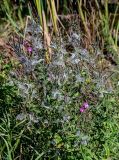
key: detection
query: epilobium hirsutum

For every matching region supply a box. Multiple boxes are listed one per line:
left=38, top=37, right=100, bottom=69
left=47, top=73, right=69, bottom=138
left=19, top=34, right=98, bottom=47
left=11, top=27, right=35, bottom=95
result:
left=80, top=102, right=89, bottom=113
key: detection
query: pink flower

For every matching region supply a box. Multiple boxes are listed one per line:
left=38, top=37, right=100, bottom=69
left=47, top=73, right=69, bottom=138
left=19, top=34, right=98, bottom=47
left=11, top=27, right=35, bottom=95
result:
left=27, top=47, right=32, bottom=52
left=83, top=102, right=89, bottom=109
left=80, top=102, right=89, bottom=113
left=80, top=107, right=85, bottom=112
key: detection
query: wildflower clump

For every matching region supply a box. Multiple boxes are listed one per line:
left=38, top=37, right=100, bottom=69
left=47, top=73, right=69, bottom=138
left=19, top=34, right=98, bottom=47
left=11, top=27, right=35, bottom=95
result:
left=2, top=19, right=118, bottom=159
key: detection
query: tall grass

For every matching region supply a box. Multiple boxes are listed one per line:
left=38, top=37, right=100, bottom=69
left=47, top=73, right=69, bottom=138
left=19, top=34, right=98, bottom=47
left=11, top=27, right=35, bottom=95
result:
left=98, top=0, right=119, bottom=53
left=1, top=0, right=119, bottom=55
left=1, top=0, right=29, bottom=33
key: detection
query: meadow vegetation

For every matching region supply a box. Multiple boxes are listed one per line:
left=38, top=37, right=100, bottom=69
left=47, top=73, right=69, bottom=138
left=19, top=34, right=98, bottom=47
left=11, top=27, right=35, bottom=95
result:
left=0, top=0, right=119, bottom=159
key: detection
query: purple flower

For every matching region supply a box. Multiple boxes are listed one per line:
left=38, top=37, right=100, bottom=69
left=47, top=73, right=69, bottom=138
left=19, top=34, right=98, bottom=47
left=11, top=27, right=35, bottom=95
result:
left=80, top=102, right=89, bottom=113
left=83, top=102, right=89, bottom=109
left=27, top=47, right=32, bottom=52
left=80, top=107, right=85, bottom=112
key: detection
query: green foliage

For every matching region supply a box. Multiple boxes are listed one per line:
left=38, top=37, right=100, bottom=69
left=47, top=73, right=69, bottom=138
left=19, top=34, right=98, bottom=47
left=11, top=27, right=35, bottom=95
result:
left=1, top=46, right=119, bottom=159
left=0, top=84, right=119, bottom=159
left=0, top=58, right=22, bottom=116
left=0, top=1, right=119, bottom=159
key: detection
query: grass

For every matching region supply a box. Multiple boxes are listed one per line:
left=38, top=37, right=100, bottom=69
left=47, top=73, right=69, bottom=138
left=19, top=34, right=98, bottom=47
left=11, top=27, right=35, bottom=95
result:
left=0, top=0, right=119, bottom=159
